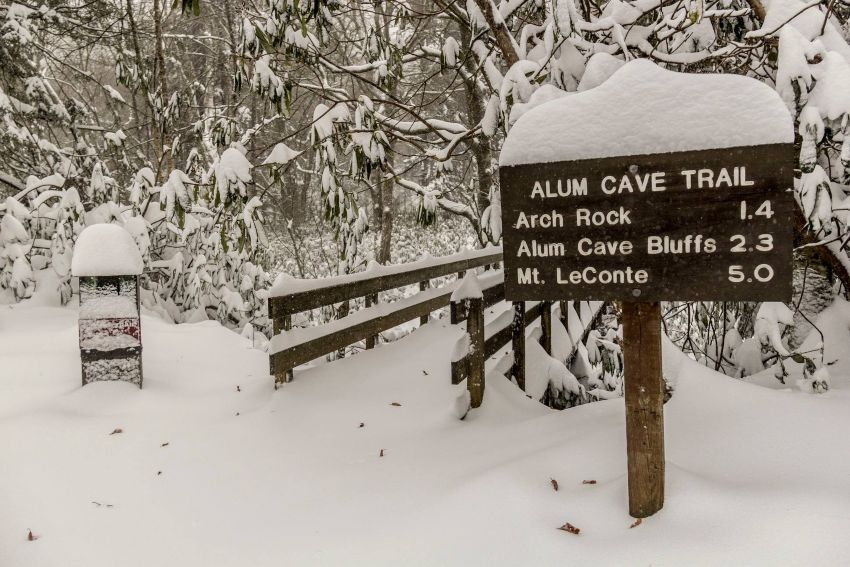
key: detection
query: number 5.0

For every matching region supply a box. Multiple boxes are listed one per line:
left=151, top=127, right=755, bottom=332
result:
left=728, top=264, right=774, bottom=283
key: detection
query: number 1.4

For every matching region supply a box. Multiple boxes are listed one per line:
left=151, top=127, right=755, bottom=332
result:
left=740, top=200, right=774, bottom=220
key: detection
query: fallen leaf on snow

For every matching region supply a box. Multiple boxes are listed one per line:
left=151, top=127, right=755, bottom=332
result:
left=550, top=478, right=559, bottom=491
left=582, top=479, right=597, bottom=485
left=379, top=449, right=384, bottom=457
left=629, top=518, right=642, bottom=529
left=557, top=522, right=580, bottom=535
left=359, top=423, right=365, bottom=428
left=390, top=402, right=402, bottom=407
left=27, top=530, right=38, bottom=541
left=161, top=442, right=169, bottom=447
left=109, top=428, right=123, bottom=435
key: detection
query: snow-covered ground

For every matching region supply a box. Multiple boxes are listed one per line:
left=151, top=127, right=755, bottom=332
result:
left=3, top=293, right=850, bottom=566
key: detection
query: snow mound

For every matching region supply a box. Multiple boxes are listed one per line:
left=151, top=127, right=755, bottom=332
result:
left=262, top=142, right=301, bottom=165
left=500, top=59, right=794, bottom=166
left=71, top=223, right=144, bottom=276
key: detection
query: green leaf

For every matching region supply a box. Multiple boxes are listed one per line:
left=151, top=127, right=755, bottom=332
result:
left=255, top=25, right=274, bottom=55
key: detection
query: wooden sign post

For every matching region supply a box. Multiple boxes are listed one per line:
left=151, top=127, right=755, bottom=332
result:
left=621, top=301, right=664, bottom=517
left=498, top=61, right=794, bottom=518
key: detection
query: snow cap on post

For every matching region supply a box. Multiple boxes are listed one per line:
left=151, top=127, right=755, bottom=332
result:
left=71, top=223, right=144, bottom=277
left=500, top=59, right=794, bottom=167
left=451, top=271, right=483, bottom=302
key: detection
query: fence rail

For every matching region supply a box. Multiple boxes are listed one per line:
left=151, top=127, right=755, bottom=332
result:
left=450, top=293, right=607, bottom=408
left=266, top=248, right=609, bottom=409
left=268, top=248, right=503, bottom=386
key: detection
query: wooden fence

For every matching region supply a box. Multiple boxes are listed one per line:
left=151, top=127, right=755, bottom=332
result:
left=450, top=290, right=607, bottom=408
left=267, top=248, right=503, bottom=387
left=267, top=248, right=608, bottom=408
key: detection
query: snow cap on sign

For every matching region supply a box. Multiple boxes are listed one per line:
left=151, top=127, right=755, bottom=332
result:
left=71, top=223, right=144, bottom=277
left=500, top=59, right=794, bottom=167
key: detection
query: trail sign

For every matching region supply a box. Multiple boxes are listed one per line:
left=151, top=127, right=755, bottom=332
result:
left=498, top=59, right=795, bottom=519
left=500, top=144, right=794, bottom=302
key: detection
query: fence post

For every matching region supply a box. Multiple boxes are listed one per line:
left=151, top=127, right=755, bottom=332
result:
left=467, top=295, right=485, bottom=408
left=273, top=315, right=293, bottom=387
left=419, top=280, right=430, bottom=325
left=511, top=301, right=526, bottom=392
left=559, top=300, right=569, bottom=326
left=336, top=300, right=349, bottom=359
left=622, top=301, right=665, bottom=518
left=541, top=301, right=552, bottom=355
left=365, top=293, right=379, bottom=349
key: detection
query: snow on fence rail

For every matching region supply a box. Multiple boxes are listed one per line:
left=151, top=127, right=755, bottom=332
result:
left=267, top=247, right=504, bottom=386
left=266, top=247, right=610, bottom=404
left=451, top=288, right=607, bottom=409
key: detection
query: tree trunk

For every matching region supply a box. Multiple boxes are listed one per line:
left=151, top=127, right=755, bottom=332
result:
left=152, top=0, right=173, bottom=177
left=460, top=23, right=495, bottom=244
left=377, top=167, right=393, bottom=264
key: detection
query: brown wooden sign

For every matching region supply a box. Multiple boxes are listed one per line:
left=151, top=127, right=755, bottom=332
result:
left=500, top=144, right=795, bottom=302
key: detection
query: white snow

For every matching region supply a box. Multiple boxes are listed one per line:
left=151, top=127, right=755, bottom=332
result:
left=500, top=59, right=794, bottom=166
left=261, top=142, right=301, bottom=166
left=103, top=85, right=126, bottom=103
left=71, top=224, right=144, bottom=277
left=213, top=148, right=253, bottom=201
left=269, top=246, right=502, bottom=297
left=3, top=291, right=850, bottom=565
left=270, top=269, right=504, bottom=355
left=451, top=271, right=483, bottom=301
left=577, top=52, right=624, bottom=92
left=79, top=295, right=139, bottom=319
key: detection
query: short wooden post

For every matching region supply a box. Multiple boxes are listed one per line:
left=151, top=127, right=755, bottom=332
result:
left=622, top=301, right=665, bottom=518
left=365, top=293, right=379, bottom=349
left=511, top=301, right=526, bottom=392
left=559, top=300, right=568, bottom=326
left=273, top=315, right=293, bottom=387
left=541, top=300, right=552, bottom=355
left=419, top=280, right=429, bottom=325
left=336, top=300, right=349, bottom=358
left=467, top=295, right=485, bottom=408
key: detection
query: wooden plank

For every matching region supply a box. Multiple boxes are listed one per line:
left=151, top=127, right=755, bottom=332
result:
left=272, top=315, right=293, bottom=386
left=365, top=294, right=378, bottom=349
left=622, top=301, right=665, bottom=518
left=80, top=346, right=142, bottom=360
left=500, top=144, right=794, bottom=302
left=269, top=251, right=502, bottom=317
left=541, top=301, right=552, bottom=355
left=512, top=302, right=526, bottom=392
left=484, top=324, right=512, bottom=360
left=523, top=301, right=544, bottom=325
left=466, top=296, right=485, bottom=408
left=419, top=281, right=429, bottom=325
left=271, top=287, right=455, bottom=374
left=451, top=275, right=505, bottom=324
left=460, top=301, right=542, bottom=388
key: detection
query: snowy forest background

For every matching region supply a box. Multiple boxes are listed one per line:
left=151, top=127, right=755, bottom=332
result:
left=1, top=0, right=849, bottom=391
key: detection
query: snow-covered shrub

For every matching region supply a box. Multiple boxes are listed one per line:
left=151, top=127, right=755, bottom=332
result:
left=665, top=301, right=830, bottom=393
